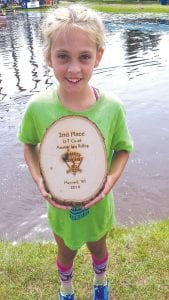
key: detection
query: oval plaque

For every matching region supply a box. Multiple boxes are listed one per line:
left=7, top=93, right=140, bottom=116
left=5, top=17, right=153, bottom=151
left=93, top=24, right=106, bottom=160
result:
left=40, top=116, right=107, bottom=207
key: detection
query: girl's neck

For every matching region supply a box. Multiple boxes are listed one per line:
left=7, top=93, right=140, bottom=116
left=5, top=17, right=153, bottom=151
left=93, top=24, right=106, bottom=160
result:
left=57, top=86, right=98, bottom=112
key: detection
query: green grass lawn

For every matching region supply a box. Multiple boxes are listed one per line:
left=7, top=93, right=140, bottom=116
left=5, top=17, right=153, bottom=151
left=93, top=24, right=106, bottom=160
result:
left=0, top=220, right=169, bottom=299
left=91, top=2, right=169, bottom=13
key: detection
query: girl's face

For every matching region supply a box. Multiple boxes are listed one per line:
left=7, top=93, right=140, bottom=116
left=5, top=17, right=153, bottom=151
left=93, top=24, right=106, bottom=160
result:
left=47, top=27, right=103, bottom=94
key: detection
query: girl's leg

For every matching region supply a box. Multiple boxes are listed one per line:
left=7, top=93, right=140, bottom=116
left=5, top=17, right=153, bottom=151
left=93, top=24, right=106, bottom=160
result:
left=87, top=234, right=109, bottom=299
left=54, top=234, right=77, bottom=297
left=86, top=234, right=108, bottom=285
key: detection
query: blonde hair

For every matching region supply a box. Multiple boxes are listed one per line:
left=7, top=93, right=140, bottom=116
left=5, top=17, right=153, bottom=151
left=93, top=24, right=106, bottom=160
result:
left=42, top=4, right=105, bottom=60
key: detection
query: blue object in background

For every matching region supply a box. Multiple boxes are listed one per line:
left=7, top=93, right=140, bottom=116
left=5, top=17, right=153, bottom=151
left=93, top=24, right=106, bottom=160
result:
left=160, top=0, right=168, bottom=5
left=21, top=0, right=30, bottom=8
left=39, top=0, right=45, bottom=5
left=21, top=0, right=27, bottom=8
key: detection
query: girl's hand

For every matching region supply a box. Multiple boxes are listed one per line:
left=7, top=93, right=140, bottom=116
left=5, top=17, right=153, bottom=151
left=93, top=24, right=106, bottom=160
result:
left=37, top=177, right=72, bottom=210
left=84, top=151, right=130, bottom=209
left=83, top=175, right=115, bottom=209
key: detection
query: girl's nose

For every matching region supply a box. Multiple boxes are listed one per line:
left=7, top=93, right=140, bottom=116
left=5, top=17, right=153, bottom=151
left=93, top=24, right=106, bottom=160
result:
left=67, top=60, right=81, bottom=74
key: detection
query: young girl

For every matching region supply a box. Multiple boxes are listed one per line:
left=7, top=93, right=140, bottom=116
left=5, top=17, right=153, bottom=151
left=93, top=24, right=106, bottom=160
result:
left=18, top=4, right=133, bottom=300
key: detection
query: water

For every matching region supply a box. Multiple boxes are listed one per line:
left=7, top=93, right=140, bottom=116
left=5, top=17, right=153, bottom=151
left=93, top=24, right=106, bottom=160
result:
left=0, top=12, right=169, bottom=242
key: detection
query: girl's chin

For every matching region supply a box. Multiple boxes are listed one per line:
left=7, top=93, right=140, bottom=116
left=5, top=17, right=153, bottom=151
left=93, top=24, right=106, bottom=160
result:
left=63, top=82, right=85, bottom=92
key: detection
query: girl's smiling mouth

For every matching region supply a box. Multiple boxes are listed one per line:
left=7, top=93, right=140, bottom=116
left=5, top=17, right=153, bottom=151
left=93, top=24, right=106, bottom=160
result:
left=66, top=78, right=82, bottom=84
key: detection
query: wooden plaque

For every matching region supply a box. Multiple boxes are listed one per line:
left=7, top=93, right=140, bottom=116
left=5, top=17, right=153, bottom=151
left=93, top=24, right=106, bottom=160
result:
left=40, top=116, right=107, bottom=207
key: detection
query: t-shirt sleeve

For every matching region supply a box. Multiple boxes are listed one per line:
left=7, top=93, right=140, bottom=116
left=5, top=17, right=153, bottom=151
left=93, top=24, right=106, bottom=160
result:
left=17, top=102, right=40, bottom=145
left=111, top=103, right=133, bottom=152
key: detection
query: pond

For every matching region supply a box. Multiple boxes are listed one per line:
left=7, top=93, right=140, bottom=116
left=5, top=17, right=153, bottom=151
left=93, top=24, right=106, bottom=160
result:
left=0, top=11, right=169, bottom=242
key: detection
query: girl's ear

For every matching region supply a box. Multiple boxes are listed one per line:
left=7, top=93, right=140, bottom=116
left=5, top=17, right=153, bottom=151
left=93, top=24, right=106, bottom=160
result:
left=47, top=59, right=52, bottom=68
left=94, top=48, right=104, bottom=68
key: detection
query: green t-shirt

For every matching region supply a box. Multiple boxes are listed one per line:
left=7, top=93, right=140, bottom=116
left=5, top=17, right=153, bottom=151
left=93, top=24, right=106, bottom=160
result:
left=18, top=87, right=133, bottom=250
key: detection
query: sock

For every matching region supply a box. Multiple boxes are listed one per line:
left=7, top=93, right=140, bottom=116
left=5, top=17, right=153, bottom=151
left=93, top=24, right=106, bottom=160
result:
left=56, top=260, right=74, bottom=296
left=92, top=253, right=108, bottom=285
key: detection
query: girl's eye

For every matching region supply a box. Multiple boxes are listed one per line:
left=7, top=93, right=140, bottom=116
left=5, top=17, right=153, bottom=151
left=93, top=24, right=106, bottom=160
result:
left=57, top=54, right=69, bottom=61
left=80, top=54, right=91, bottom=61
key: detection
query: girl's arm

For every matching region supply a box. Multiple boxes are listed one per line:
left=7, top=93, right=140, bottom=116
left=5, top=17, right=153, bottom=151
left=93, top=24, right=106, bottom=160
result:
left=24, top=143, right=48, bottom=198
left=24, top=143, right=72, bottom=209
left=84, top=150, right=130, bottom=208
left=106, top=150, right=130, bottom=191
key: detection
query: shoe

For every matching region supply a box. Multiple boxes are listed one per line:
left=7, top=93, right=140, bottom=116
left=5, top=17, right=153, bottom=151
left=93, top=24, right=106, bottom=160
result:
left=58, top=292, right=75, bottom=300
left=93, top=282, right=109, bottom=300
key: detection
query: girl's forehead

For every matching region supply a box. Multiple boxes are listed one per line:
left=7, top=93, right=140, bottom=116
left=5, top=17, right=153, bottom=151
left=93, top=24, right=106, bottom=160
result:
left=51, top=26, right=96, bottom=48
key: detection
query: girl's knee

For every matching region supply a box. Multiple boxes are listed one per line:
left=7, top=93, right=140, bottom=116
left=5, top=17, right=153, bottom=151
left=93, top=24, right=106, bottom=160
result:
left=59, top=247, right=77, bottom=261
left=54, top=233, right=77, bottom=264
left=86, top=234, right=108, bottom=259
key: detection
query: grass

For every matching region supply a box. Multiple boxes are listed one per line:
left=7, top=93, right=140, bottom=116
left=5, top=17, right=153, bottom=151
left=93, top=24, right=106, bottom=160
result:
left=0, top=220, right=169, bottom=299
left=90, top=2, right=169, bottom=14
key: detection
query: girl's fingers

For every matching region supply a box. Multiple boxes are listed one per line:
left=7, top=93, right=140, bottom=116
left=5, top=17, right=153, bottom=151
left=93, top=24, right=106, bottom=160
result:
left=83, top=193, right=104, bottom=209
left=83, top=176, right=114, bottom=209
left=45, top=195, right=72, bottom=210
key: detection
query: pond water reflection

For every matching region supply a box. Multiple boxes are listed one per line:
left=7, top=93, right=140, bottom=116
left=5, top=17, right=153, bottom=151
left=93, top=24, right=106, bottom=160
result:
left=0, top=12, right=169, bottom=241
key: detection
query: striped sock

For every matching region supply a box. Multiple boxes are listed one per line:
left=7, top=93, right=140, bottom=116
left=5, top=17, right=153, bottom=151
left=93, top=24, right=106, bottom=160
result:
left=56, top=260, right=74, bottom=296
left=92, top=253, right=109, bottom=285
